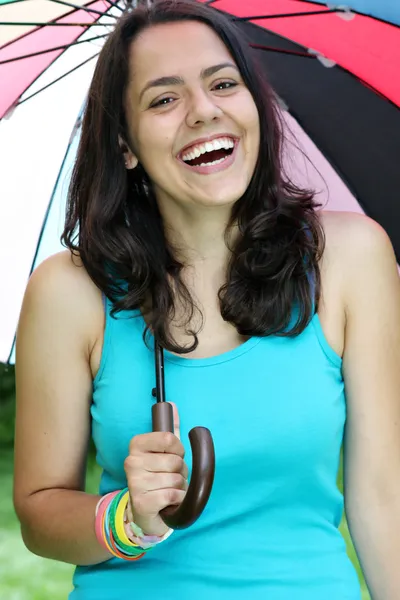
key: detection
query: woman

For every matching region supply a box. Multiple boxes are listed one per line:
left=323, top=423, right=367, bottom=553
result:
left=13, top=1, right=400, bottom=599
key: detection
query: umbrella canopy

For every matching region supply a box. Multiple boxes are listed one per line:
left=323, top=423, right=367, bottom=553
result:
left=312, top=0, right=400, bottom=25
left=1, top=0, right=399, bottom=363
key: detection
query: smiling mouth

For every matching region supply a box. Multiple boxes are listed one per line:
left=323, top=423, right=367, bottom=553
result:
left=179, top=137, right=236, bottom=167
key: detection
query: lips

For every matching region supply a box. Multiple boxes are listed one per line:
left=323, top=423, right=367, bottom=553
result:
left=177, top=133, right=238, bottom=160
left=177, top=138, right=239, bottom=175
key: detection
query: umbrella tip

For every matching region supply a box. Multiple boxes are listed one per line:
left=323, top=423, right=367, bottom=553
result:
left=327, top=4, right=356, bottom=21
left=308, top=49, right=336, bottom=69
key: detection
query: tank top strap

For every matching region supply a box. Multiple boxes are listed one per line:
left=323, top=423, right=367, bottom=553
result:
left=307, top=268, right=317, bottom=317
left=302, top=223, right=317, bottom=317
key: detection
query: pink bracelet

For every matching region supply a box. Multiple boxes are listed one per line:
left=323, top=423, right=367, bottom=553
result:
left=95, top=490, right=120, bottom=550
left=95, top=493, right=111, bottom=517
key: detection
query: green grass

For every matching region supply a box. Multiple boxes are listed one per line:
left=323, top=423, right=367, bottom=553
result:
left=0, top=449, right=369, bottom=599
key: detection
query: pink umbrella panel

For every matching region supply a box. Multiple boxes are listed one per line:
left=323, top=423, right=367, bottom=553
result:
left=0, top=0, right=118, bottom=119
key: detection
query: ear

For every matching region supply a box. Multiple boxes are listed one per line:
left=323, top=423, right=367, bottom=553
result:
left=118, top=134, right=139, bottom=170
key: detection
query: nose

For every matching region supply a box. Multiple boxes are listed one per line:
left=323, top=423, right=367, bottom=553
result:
left=185, top=90, right=222, bottom=128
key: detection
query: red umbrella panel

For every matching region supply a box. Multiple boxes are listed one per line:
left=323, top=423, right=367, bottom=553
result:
left=204, top=0, right=400, bottom=106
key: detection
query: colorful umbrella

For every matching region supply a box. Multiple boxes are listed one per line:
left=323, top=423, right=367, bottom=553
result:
left=1, top=0, right=399, bottom=363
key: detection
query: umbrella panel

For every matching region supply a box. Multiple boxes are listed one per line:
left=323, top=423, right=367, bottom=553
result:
left=238, top=18, right=400, bottom=260
left=0, top=0, right=114, bottom=118
left=209, top=0, right=400, bottom=106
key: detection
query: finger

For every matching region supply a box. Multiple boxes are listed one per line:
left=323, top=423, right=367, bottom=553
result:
left=131, top=431, right=185, bottom=457
left=133, top=488, right=187, bottom=518
left=181, top=461, right=189, bottom=481
left=142, top=472, right=187, bottom=493
left=142, top=453, right=186, bottom=476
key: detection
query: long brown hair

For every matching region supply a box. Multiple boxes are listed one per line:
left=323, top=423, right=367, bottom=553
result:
left=62, top=0, right=324, bottom=354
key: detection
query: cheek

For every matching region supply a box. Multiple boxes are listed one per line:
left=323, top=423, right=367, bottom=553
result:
left=249, top=106, right=261, bottom=142
left=133, top=121, right=173, bottom=169
left=237, top=98, right=260, bottom=152
left=244, top=114, right=260, bottom=162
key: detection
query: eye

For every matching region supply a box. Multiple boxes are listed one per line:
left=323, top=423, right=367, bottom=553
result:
left=150, top=96, right=175, bottom=108
left=212, top=81, right=238, bottom=91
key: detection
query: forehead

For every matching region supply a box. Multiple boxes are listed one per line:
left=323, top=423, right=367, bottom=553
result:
left=128, top=21, right=234, bottom=88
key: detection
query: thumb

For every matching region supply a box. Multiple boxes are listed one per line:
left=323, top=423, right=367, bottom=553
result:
left=169, top=402, right=180, bottom=440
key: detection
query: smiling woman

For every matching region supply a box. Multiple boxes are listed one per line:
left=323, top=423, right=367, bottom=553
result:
left=121, top=21, right=260, bottom=220
left=64, top=0, right=322, bottom=354
left=13, top=1, right=400, bottom=600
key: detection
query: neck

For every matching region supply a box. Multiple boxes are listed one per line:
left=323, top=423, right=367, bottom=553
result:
left=160, top=202, right=237, bottom=270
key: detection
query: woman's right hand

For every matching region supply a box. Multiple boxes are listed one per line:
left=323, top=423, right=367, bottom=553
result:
left=124, top=403, right=189, bottom=537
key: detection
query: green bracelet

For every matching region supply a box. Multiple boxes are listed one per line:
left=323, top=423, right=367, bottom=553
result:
left=109, top=488, right=152, bottom=555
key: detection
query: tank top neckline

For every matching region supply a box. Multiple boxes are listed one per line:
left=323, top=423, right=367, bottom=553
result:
left=138, top=312, right=342, bottom=369
left=135, top=311, right=262, bottom=368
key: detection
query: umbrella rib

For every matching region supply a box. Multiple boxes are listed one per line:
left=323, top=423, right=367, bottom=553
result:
left=0, top=33, right=108, bottom=65
left=5, top=107, right=84, bottom=365
left=250, top=44, right=314, bottom=59
left=102, top=0, right=124, bottom=12
left=252, top=43, right=398, bottom=108
left=0, top=1, right=115, bottom=51
left=337, top=65, right=399, bottom=109
left=234, top=9, right=342, bottom=21
left=47, top=0, right=118, bottom=19
left=15, top=51, right=100, bottom=108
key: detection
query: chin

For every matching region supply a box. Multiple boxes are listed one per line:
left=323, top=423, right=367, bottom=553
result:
left=195, top=194, right=240, bottom=209
left=197, top=182, right=247, bottom=207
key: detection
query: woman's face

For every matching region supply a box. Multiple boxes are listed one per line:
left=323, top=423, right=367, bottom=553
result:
left=123, top=20, right=260, bottom=211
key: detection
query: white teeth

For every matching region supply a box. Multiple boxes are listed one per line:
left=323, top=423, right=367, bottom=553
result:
left=198, top=156, right=229, bottom=167
left=181, top=136, right=236, bottom=162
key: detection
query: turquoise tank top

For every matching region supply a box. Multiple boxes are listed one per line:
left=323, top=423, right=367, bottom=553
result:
left=70, top=297, right=361, bottom=600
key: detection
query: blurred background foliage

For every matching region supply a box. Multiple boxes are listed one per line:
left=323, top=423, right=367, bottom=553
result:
left=0, top=362, right=101, bottom=599
left=0, top=362, right=16, bottom=447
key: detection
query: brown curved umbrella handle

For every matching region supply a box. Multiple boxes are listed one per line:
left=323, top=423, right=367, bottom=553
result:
left=152, top=401, right=215, bottom=530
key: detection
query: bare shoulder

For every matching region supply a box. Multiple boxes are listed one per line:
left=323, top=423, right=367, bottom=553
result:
left=319, top=210, right=399, bottom=306
left=29, top=249, right=97, bottom=295
left=21, top=250, right=104, bottom=360
left=320, top=210, right=394, bottom=258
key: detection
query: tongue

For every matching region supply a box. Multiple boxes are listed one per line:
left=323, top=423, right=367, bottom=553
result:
left=187, top=148, right=230, bottom=167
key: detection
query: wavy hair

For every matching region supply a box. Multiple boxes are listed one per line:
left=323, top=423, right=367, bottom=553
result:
left=62, top=0, right=325, bottom=354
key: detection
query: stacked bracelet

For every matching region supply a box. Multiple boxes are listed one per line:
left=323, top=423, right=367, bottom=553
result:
left=95, top=489, right=145, bottom=560
left=95, top=488, right=173, bottom=561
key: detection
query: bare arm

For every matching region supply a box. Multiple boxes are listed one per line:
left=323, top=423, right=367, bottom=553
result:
left=339, top=215, right=400, bottom=599
left=13, top=251, right=111, bottom=566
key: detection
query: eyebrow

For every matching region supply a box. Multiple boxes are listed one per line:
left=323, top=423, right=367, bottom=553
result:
left=139, top=62, right=238, bottom=102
